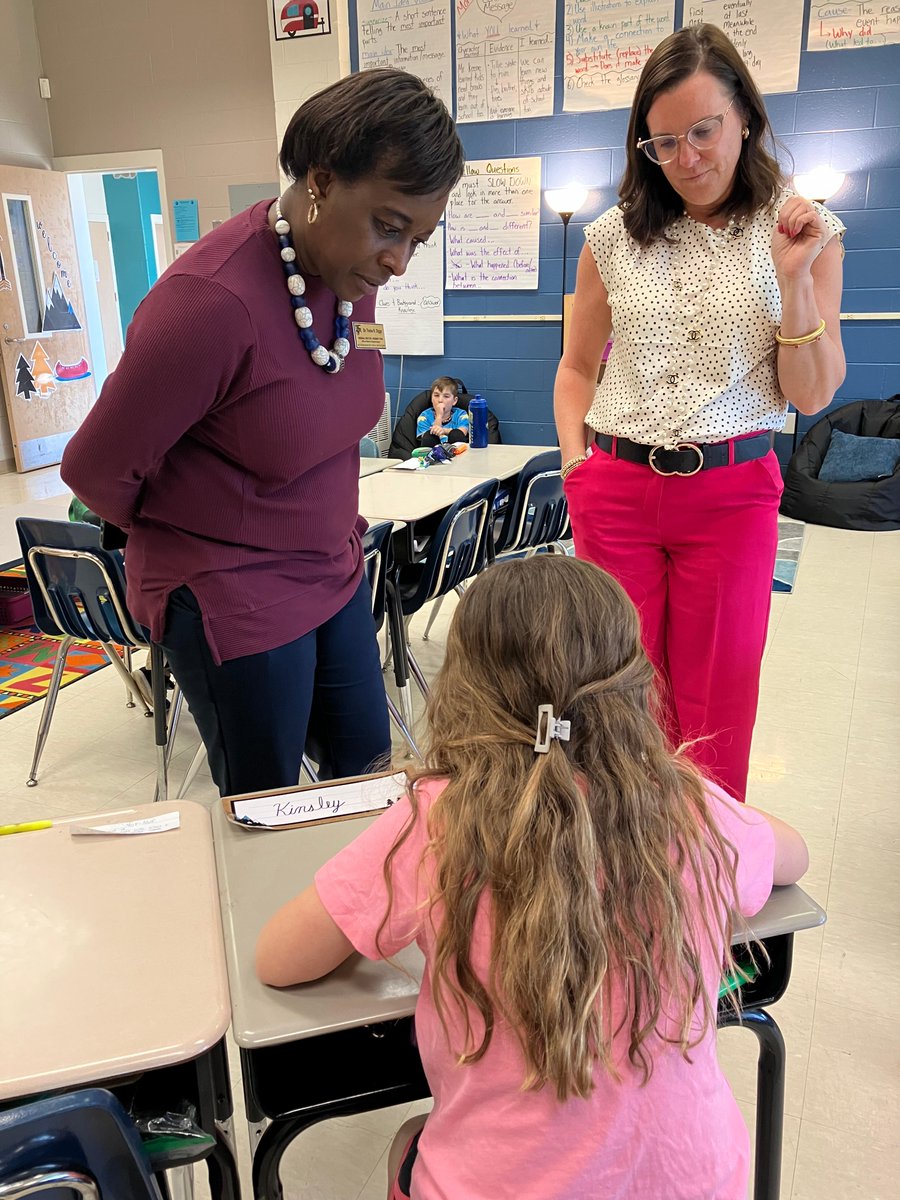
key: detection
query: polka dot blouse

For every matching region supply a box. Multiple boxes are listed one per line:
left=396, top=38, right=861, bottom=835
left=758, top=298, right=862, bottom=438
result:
left=583, top=189, right=846, bottom=446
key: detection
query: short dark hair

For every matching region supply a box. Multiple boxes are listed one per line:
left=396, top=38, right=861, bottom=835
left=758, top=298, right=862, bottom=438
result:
left=431, top=376, right=459, bottom=395
left=280, top=69, right=464, bottom=197
left=620, top=24, right=785, bottom=245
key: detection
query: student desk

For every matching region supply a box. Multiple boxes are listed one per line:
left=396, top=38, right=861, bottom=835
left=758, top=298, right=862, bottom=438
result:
left=212, top=801, right=824, bottom=1200
left=359, top=457, right=401, bottom=477
left=0, top=800, right=240, bottom=1200
left=212, top=804, right=426, bottom=1200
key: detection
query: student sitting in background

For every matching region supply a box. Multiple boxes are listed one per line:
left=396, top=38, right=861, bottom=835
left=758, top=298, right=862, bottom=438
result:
left=256, top=555, right=808, bottom=1200
left=416, top=376, right=470, bottom=447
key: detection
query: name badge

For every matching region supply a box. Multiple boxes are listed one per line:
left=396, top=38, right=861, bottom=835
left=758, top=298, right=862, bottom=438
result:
left=352, top=321, right=386, bottom=350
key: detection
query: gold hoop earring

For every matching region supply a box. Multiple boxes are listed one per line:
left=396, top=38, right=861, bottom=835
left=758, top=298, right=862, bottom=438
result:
left=307, top=187, right=319, bottom=224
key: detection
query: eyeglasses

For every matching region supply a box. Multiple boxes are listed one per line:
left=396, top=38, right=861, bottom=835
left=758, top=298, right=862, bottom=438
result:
left=637, top=97, right=737, bottom=165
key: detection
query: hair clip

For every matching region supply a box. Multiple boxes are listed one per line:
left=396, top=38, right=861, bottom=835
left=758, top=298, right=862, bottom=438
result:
left=534, top=704, right=571, bottom=754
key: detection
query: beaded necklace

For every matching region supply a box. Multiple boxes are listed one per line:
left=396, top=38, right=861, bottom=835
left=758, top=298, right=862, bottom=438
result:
left=275, top=201, right=352, bottom=375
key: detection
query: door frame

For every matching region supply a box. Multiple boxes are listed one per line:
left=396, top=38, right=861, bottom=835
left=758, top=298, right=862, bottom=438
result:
left=52, top=149, right=174, bottom=267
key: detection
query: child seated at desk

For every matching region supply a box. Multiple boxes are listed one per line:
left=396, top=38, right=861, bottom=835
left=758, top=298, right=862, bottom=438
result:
left=257, top=556, right=808, bottom=1200
left=416, top=376, right=469, bottom=448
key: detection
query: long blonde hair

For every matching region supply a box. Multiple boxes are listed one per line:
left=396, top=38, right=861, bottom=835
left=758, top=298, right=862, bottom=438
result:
left=380, top=556, right=741, bottom=1101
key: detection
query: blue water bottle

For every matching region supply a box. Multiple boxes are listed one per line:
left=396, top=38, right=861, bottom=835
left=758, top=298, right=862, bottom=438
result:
left=469, top=394, right=488, bottom=449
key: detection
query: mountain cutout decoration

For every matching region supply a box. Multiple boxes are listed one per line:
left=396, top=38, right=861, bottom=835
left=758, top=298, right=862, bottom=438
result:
left=41, top=271, right=81, bottom=332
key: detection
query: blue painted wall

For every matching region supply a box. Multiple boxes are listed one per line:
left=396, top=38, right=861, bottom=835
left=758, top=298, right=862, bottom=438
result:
left=349, top=2, right=900, bottom=450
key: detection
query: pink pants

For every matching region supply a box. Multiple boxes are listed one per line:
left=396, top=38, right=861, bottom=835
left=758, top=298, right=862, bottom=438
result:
left=564, top=442, right=784, bottom=802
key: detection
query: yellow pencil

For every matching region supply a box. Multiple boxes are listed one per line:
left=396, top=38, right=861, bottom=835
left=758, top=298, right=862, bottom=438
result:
left=0, top=821, right=52, bottom=836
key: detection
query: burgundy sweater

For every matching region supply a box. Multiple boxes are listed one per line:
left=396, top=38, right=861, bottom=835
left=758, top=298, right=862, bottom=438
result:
left=61, top=201, right=384, bottom=664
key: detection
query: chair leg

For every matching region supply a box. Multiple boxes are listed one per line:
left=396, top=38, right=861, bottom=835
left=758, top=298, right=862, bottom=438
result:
left=152, top=685, right=184, bottom=803
left=387, top=694, right=420, bottom=757
left=177, top=742, right=208, bottom=800
left=150, top=643, right=169, bottom=802
left=26, top=635, right=73, bottom=786
left=123, top=645, right=136, bottom=707
left=407, top=648, right=430, bottom=700
left=301, top=755, right=320, bottom=783
left=422, top=594, right=446, bottom=641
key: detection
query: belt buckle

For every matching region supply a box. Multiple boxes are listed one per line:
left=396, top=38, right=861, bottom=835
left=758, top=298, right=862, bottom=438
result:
left=648, top=442, right=704, bottom=477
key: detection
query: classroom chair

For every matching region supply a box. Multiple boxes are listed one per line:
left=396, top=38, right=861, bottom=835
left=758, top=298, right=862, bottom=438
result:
left=0, top=1088, right=163, bottom=1200
left=422, top=451, right=571, bottom=641
left=15, top=517, right=176, bottom=801
left=359, top=436, right=380, bottom=458
left=386, top=478, right=499, bottom=727
left=363, top=520, right=420, bottom=758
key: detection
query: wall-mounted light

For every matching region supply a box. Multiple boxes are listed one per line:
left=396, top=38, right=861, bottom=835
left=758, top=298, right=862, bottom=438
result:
left=793, top=167, right=846, bottom=203
left=545, top=187, right=588, bottom=357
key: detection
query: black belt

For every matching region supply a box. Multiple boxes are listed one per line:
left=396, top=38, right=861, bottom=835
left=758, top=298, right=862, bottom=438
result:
left=594, top=433, right=770, bottom=476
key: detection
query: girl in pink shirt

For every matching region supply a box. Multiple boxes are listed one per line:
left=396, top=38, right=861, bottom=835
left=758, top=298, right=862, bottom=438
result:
left=257, top=556, right=808, bottom=1199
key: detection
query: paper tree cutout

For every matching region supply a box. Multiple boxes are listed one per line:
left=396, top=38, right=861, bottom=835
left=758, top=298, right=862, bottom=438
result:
left=30, top=342, right=56, bottom=397
left=41, top=271, right=81, bottom=332
left=15, top=354, right=37, bottom=400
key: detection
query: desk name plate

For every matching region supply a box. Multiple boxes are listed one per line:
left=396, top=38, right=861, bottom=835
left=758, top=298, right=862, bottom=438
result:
left=223, top=769, right=408, bottom=831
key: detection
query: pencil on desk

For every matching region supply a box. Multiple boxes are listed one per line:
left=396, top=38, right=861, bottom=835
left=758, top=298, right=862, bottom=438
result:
left=0, top=820, right=52, bottom=836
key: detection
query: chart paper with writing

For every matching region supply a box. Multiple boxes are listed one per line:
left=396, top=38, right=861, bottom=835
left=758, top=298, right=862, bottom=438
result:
left=684, top=0, right=803, bottom=93
left=456, top=0, right=555, bottom=122
left=445, top=157, right=541, bottom=290
left=563, top=0, right=675, bottom=113
left=356, top=0, right=452, bottom=111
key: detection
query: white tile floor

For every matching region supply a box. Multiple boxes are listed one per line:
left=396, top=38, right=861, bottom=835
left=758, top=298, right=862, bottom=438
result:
left=1, top=465, right=898, bottom=1199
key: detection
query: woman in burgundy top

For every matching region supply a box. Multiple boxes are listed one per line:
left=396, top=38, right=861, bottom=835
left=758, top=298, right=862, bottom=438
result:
left=61, top=70, right=464, bottom=796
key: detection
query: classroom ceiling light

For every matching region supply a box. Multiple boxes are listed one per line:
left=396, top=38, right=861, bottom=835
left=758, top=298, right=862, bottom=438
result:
left=793, top=167, right=846, bottom=203
left=544, top=186, right=589, bottom=218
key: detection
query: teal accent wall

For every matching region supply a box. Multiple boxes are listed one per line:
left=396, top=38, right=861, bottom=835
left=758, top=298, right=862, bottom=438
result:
left=102, top=171, right=162, bottom=338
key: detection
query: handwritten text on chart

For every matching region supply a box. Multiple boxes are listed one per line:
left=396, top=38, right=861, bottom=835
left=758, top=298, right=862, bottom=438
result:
left=376, top=229, right=445, bottom=356
left=356, top=0, right=453, bottom=110
left=563, top=0, right=675, bottom=112
left=687, top=0, right=803, bottom=94
left=446, top=157, right=541, bottom=290
left=456, top=0, right=556, bottom=122
left=806, top=1, right=900, bottom=48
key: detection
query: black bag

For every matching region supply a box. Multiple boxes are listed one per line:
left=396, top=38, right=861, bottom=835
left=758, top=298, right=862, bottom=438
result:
left=780, top=397, right=900, bottom=531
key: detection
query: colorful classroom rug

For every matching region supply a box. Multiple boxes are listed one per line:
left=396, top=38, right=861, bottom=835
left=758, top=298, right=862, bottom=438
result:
left=773, top=518, right=805, bottom=594
left=0, top=560, right=110, bottom=719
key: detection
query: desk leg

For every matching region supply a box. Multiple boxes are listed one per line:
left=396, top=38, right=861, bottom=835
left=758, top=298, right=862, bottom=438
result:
left=385, top=576, right=415, bottom=731
left=195, top=1040, right=242, bottom=1200
left=720, top=1007, right=786, bottom=1200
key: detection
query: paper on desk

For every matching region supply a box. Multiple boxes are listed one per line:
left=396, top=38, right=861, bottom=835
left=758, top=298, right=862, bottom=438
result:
left=229, top=771, right=408, bottom=829
left=69, top=812, right=181, bottom=837
left=389, top=458, right=425, bottom=471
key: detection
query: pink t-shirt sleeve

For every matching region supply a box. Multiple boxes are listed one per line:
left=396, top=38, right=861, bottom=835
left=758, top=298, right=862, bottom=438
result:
left=705, top=782, right=777, bottom=918
left=315, top=784, right=439, bottom=959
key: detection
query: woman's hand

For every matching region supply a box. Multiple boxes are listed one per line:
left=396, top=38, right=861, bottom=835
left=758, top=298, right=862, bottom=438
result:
left=771, top=196, right=829, bottom=281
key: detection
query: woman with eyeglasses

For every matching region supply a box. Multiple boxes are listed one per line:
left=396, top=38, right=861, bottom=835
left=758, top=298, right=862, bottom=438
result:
left=555, top=24, right=845, bottom=803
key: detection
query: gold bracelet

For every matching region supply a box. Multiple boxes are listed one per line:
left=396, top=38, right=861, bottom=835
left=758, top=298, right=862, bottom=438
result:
left=775, top=318, right=827, bottom=347
left=561, top=455, right=587, bottom=481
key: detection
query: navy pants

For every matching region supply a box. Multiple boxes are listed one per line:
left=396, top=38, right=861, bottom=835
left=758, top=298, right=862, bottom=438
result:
left=160, top=576, right=391, bottom=797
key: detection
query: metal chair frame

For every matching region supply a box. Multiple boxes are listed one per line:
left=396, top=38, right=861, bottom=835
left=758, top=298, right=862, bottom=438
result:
left=387, top=481, right=497, bottom=730
left=19, top=537, right=174, bottom=801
